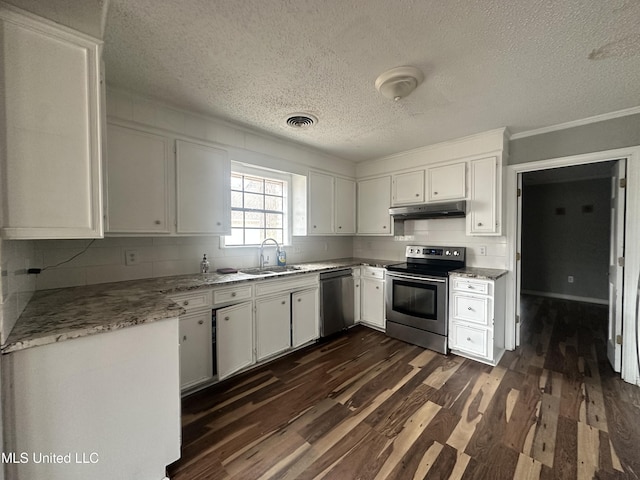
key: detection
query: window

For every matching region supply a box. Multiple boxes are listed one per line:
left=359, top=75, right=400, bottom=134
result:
left=226, top=171, right=289, bottom=246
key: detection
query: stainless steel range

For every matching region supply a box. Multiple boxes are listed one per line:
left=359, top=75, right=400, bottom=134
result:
left=385, top=245, right=466, bottom=354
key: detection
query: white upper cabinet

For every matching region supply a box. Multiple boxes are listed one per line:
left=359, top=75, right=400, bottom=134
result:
left=1, top=7, right=103, bottom=239
left=357, top=176, right=392, bottom=235
left=176, top=140, right=230, bottom=234
left=308, top=171, right=334, bottom=234
left=334, top=177, right=356, bottom=234
left=308, top=171, right=355, bottom=235
left=392, top=170, right=425, bottom=205
left=427, top=162, right=466, bottom=202
left=467, top=156, right=501, bottom=235
left=105, top=124, right=170, bottom=233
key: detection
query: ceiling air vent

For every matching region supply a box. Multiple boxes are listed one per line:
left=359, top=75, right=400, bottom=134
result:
left=285, top=113, right=317, bottom=129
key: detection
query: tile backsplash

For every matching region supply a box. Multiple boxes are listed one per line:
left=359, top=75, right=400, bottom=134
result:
left=33, top=235, right=353, bottom=290
left=0, top=239, right=37, bottom=343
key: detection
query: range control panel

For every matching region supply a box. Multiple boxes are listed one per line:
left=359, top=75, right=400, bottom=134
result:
left=405, top=245, right=466, bottom=261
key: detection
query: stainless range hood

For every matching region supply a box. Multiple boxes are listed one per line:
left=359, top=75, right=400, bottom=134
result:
left=389, top=200, right=466, bottom=220
left=389, top=201, right=466, bottom=236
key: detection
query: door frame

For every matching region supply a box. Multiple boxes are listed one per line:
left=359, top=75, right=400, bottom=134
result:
left=505, top=146, right=640, bottom=385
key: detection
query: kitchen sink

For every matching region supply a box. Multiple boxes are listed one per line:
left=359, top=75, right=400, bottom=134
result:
left=240, top=265, right=303, bottom=275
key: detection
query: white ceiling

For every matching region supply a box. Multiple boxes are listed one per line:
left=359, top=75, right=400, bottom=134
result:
left=12, top=0, right=640, bottom=163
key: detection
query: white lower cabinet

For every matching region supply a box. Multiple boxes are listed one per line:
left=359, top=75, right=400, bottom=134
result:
left=255, top=294, right=291, bottom=361
left=292, top=288, right=319, bottom=347
left=217, top=301, right=254, bottom=380
left=360, top=267, right=386, bottom=330
left=353, top=267, right=362, bottom=323
left=448, top=275, right=506, bottom=365
left=179, top=310, right=212, bottom=389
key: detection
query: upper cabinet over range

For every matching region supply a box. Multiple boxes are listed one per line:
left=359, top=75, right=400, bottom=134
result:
left=0, top=5, right=104, bottom=239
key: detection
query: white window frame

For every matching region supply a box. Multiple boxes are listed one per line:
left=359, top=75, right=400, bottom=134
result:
left=221, top=163, right=293, bottom=247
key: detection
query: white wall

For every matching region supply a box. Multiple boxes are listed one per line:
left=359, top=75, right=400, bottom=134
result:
left=33, top=235, right=353, bottom=290
left=353, top=218, right=507, bottom=268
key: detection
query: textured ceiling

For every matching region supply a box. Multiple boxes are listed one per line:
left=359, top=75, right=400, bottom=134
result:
left=101, top=0, right=640, bottom=162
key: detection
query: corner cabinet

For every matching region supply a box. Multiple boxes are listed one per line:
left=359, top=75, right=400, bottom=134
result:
left=448, top=275, right=506, bottom=365
left=357, top=176, right=392, bottom=235
left=176, top=140, right=230, bottom=234
left=467, top=156, right=502, bottom=236
left=1, top=6, right=104, bottom=239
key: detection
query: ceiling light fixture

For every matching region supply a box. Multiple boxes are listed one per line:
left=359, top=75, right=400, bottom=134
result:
left=375, top=66, right=424, bottom=102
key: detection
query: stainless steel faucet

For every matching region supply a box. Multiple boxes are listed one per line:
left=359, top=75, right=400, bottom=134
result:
left=259, top=238, right=280, bottom=269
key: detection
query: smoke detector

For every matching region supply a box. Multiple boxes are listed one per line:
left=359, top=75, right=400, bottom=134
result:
left=285, top=113, right=318, bottom=129
left=375, top=66, right=424, bottom=101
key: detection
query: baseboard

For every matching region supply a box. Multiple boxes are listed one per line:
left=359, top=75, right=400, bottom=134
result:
left=521, top=290, right=608, bottom=305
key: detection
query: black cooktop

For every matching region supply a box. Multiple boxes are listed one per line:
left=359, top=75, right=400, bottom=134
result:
left=386, top=262, right=461, bottom=278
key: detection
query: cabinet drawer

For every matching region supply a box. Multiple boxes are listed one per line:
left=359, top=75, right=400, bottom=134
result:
left=362, top=266, right=385, bottom=280
left=171, top=291, right=211, bottom=312
left=451, top=277, right=490, bottom=295
left=213, top=285, right=253, bottom=305
left=254, top=274, right=318, bottom=297
left=451, top=294, right=491, bottom=326
left=451, top=323, right=489, bottom=357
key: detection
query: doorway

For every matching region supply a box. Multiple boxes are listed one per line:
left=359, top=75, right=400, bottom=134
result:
left=518, top=161, right=622, bottom=371
left=505, top=145, right=640, bottom=385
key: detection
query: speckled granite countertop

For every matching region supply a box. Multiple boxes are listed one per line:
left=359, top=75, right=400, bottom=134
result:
left=1, top=258, right=396, bottom=354
left=450, top=267, right=509, bottom=280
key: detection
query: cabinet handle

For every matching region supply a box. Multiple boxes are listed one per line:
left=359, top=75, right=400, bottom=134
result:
left=231, top=292, right=237, bottom=297
left=183, top=335, right=187, bottom=341
left=224, top=316, right=230, bottom=321
left=434, top=191, right=438, bottom=195
left=468, top=285, right=474, bottom=289
left=477, top=222, right=483, bottom=227
left=338, top=226, right=342, bottom=229
left=355, top=284, right=359, bottom=288
left=383, top=225, right=387, bottom=229
left=183, top=300, right=189, bottom=306
left=281, top=300, right=286, bottom=305
left=313, top=225, right=317, bottom=228
left=297, top=298, right=302, bottom=302
left=198, top=319, right=204, bottom=324
left=415, top=193, right=419, bottom=197
left=376, top=286, right=380, bottom=290
left=467, top=306, right=473, bottom=311
left=155, top=220, right=161, bottom=225
left=467, top=337, right=472, bottom=342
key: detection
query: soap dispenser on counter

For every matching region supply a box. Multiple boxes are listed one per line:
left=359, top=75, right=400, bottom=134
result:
left=200, top=254, right=210, bottom=273
left=277, top=248, right=287, bottom=266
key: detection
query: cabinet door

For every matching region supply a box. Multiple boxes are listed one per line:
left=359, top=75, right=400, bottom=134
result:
left=176, top=140, right=230, bottom=234
left=357, top=176, right=392, bottom=235
left=255, top=294, right=291, bottom=361
left=179, top=310, right=212, bottom=389
left=1, top=9, right=103, bottom=239
left=217, top=301, right=253, bottom=380
left=427, top=162, right=466, bottom=201
left=292, top=288, right=319, bottom=347
left=468, top=157, right=499, bottom=235
left=106, top=124, right=170, bottom=233
left=392, top=171, right=425, bottom=205
left=308, top=171, right=334, bottom=234
left=335, top=177, right=356, bottom=234
left=361, top=278, right=385, bottom=329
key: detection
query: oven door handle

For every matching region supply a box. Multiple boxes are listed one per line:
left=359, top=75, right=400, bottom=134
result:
left=386, top=272, right=447, bottom=283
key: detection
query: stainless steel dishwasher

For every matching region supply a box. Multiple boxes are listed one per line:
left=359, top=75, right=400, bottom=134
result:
left=319, top=268, right=354, bottom=337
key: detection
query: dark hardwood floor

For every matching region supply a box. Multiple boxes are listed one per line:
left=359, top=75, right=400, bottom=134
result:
left=168, top=296, right=640, bottom=479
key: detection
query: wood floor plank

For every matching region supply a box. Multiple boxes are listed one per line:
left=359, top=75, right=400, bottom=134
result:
left=169, top=298, right=640, bottom=480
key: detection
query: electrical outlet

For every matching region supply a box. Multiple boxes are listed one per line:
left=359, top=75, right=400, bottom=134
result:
left=125, top=250, right=139, bottom=266
left=568, top=275, right=574, bottom=283
left=479, top=245, right=487, bottom=256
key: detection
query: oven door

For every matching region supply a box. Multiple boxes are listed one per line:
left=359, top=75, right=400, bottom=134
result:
left=385, top=272, right=448, bottom=335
